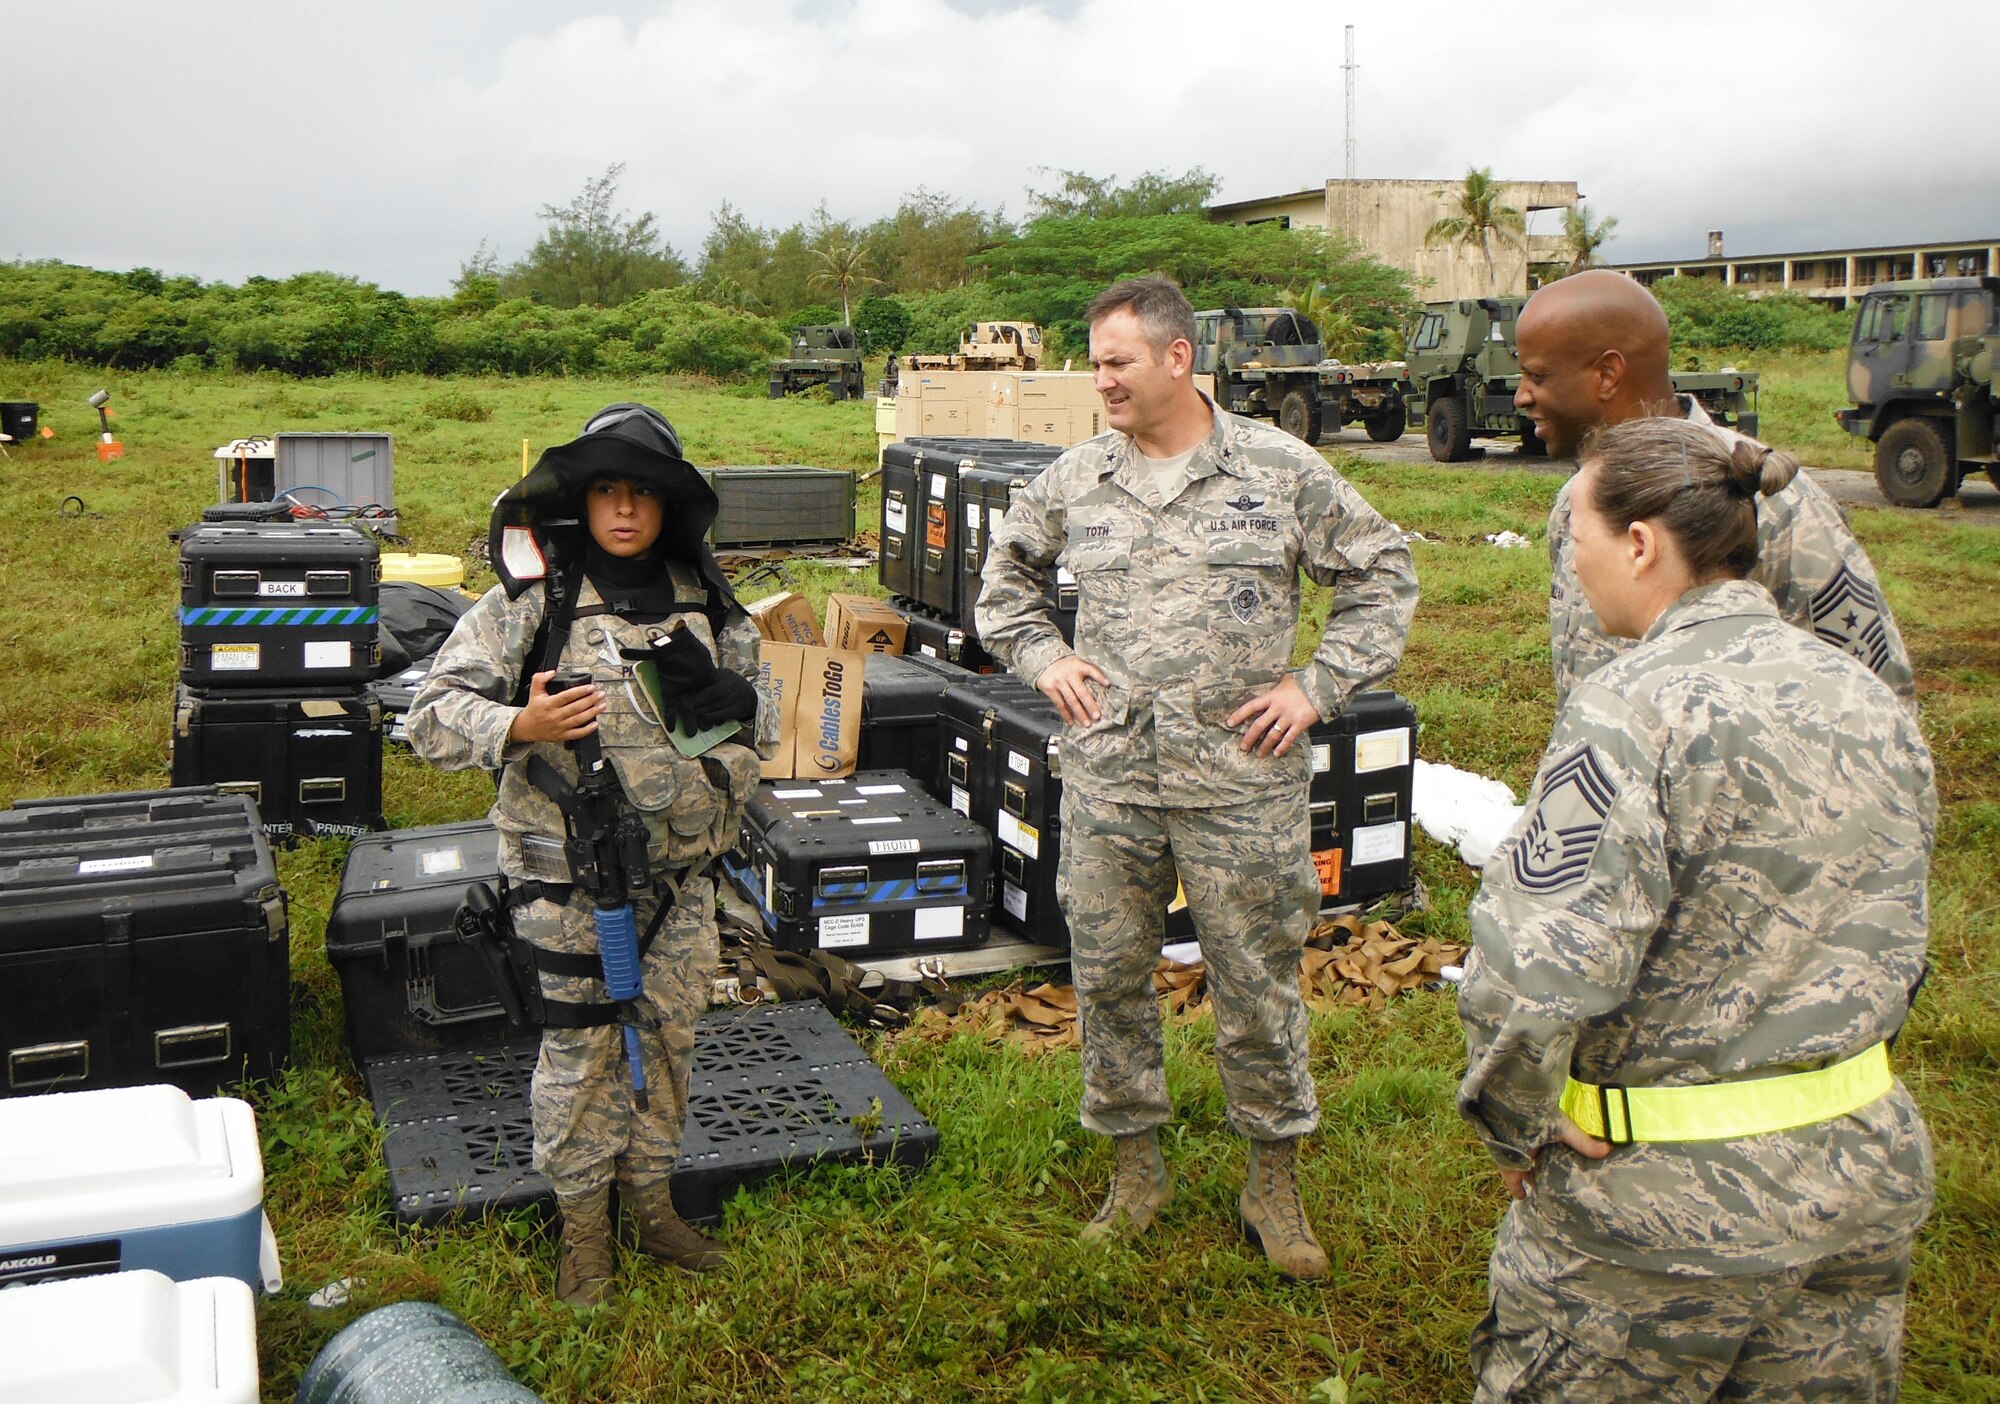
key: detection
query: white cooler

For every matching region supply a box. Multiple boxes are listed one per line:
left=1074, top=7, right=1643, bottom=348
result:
left=0, top=1269, right=258, bottom=1404
left=0, top=1086, right=279, bottom=1294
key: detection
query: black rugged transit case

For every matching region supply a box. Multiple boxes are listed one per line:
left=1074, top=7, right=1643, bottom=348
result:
left=0, top=788, right=290, bottom=1097
left=736, top=771, right=993, bottom=957
left=369, top=656, right=434, bottom=746
left=954, top=460, right=1078, bottom=646
left=856, top=650, right=977, bottom=795
left=170, top=684, right=385, bottom=842
left=880, top=596, right=996, bottom=673
left=325, top=820, right=514, bottom=1060
left=178, top=522, right=383, bottom=688
left=932, top=674, right=1069, bottom=947
left=1306, top=691, right=1418, bottom=908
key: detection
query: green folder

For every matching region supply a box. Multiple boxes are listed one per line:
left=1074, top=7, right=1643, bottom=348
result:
left=631, top=660, right=743, bottom=758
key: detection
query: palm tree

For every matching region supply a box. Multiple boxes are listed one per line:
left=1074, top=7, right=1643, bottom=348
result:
left=1424, top=166, right=1526, bottom=293
left=1561, top=204, right=1620, bottom=276
left=809, top=239, right=879, bottom=324
left=1282, top=284, right=1363, bottom=361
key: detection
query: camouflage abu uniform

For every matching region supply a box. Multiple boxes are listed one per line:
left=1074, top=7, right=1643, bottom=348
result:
left=1547, top=397, right=1916, bottom=711
left=977, top=400, right=1418, bottom=1138
left=1459, top=579, right=1935, bottom=1401
left=408, top=566, right=778, bottom=1197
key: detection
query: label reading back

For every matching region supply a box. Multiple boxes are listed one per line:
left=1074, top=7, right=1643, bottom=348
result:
left=258, top=580, right=305, bottom=598
left=819, top=913, right=870, bottom=949
left=78, top=854, right=155, bottom=876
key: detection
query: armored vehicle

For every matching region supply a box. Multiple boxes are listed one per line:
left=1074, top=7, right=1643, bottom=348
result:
left=1835, top=276, right=1999, bottom=507
left=1405, top=297, right=1760, bottom=461
left=770, top=324, right=865, bottom=401
left=1192, top=307, right=1333, bottom=443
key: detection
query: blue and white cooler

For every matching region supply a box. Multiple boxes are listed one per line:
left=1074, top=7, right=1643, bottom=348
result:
left=0, top=1085, right=280, bottom=1295
left=0, top=1269, right=258, bottom=1403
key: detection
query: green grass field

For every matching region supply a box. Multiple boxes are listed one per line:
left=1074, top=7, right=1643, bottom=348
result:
left=1, top=361, right=1994, bottom=1401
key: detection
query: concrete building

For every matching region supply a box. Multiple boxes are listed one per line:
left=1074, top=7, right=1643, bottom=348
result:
left=1614, top=234, right=1999, bottom=307
left=1209, top=178, right=1578, bottom=301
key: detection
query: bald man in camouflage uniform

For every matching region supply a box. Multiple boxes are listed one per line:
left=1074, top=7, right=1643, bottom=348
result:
left=1517, top=270, right=1916, bottom=711
left=1459, top=427, right=1935, bottom=1399
left=977, top=276, right=1418, bottom=1277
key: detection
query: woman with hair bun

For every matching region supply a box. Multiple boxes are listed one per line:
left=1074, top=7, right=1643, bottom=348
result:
left=1457, top=415, right=1937, bottom=1400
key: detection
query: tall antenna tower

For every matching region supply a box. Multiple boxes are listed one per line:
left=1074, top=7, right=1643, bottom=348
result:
left=1343, top=26, right=1357, bottom=180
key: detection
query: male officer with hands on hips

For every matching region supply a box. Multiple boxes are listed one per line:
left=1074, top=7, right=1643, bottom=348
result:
left=976, top=275, right=1418, bottom=1277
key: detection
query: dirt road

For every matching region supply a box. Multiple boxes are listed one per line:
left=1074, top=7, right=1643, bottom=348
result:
left=1321, top=430, right=2000, bottom=522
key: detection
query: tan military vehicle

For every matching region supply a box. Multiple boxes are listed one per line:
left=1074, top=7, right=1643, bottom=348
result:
left=903, top=321, right=1043, bottom=374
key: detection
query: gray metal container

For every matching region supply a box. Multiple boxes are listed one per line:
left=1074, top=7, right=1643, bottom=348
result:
left=275, top=432, right=396, bottom=514
left=296, top=1301, right=542, bottom=1404
left=700, top=464, right=854, bottom=547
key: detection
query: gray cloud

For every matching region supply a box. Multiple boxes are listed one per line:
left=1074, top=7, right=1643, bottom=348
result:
left=3, top=0, right=1994, bottom=293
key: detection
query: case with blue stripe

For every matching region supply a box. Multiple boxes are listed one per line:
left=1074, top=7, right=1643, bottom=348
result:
left=178, top=523, right=382, bottom=687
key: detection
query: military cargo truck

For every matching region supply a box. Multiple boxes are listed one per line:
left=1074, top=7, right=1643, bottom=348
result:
left=1192, top=307, right=1332, bottom=443
left=1403, top=297, right=1760, bottom=461
left=769, top=324, right=865, bottom=400
left=1835, top=276, right=1999, bottom=507
left=904, top=321, right=1044, bottom=375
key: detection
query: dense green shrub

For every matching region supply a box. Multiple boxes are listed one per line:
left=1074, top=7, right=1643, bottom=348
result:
left=1653, top=275, right=1852, bottom=353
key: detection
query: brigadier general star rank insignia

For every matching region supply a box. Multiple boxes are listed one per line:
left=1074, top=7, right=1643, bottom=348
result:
left=1509, top=745, right=1619, bottom=893
left=1810, top=565, right=1891, bottom=672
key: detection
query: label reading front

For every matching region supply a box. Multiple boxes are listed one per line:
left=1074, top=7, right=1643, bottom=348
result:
left=914, top=905, right=963, bottom=941
left=304, top=640, right=353, bottom=669
left=258, top=580, right=305, bottom=597
left=1351, top=821, right=1407, bottom=865
left=78, top=854, right=155, bottom=876
left=1310, top=742, right=1332, bottom=775
left=1002, top=883, right=1027, bottom=922
left=869, top=838, right=920, bottom=856
left=819, top=913, right=870, bottom=949
left=950, top=785, right=970, bottom=816
left=997, top=811, right=1039, bottom=860
left=211, top=643, right=261, bottom=672
left=885, top=500, right=908, bottom=534
left=1006, top=750, right=1031, bottom=776
left=1354, top=727, right=1411, bottom=774
left=419, top=846, right=465, bottom=876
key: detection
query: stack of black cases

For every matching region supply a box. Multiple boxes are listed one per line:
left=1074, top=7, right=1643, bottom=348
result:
left=734, top=772, right=994, bottom=958
left=878, top=438, right=1073, bottom=660
left=325, top=821, right=515, bottom=1060
left=1306, top=691, right=1418, bottom=909
left=0, top=788, right=290, bottom=1097
left=856, top=651, right=977, bottom=794
left=171, top=523, right=385, bottom=840
left=931, top=674, right=1068, bottom=948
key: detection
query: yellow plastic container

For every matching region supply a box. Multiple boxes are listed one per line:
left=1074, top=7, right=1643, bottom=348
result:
left=379, top=552, right=464, bottom=589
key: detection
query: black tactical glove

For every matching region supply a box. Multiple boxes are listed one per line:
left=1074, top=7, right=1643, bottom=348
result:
left=685, top=670, right=759, bottom=727
left=622, top=631, right=716, bottom=688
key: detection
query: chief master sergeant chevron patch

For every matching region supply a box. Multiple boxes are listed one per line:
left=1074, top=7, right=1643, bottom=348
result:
left=1509, top=745, right=1618, bottom=893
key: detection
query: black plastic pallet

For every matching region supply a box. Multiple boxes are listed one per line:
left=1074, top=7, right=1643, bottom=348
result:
left=364, top=1001, right=939, bottom=1226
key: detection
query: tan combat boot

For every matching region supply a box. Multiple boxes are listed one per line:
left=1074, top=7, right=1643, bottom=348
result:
left=626, top=1176, right=727, bottom=1273
left=1080, top=1128, right=1174, bottom=1241
left=554, top=1187, right=617, bottom=1307
left=1240, top=1137, right=1329, bottom=1280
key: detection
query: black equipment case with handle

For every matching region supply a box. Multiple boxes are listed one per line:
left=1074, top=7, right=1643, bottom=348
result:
left=0, top=787, right=290, bottom=1098
left=178, top=522, right=383, bottom=688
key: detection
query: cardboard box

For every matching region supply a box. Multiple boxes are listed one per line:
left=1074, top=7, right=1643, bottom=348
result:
left=748, top=591, right=824, bottom=647
left=823, top=593, right=908, bottom=655
left=757, top=642, right=867, bottom=779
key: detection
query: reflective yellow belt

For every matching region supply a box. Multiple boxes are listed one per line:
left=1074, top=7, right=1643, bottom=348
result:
left=1560, top=1042, right=1892, bottom=1145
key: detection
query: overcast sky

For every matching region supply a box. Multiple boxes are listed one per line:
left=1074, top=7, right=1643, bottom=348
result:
left=6, top=0, right=1997, bottom=295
